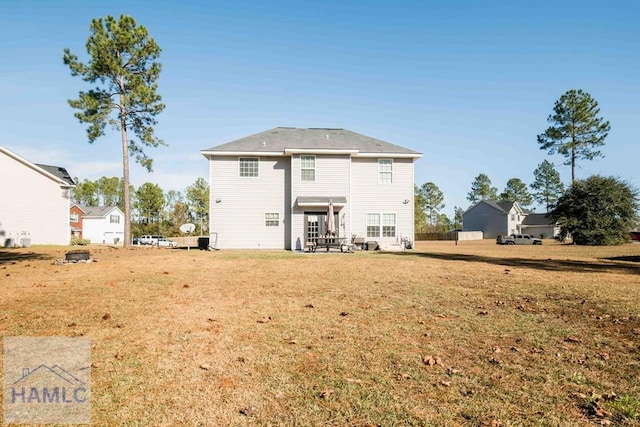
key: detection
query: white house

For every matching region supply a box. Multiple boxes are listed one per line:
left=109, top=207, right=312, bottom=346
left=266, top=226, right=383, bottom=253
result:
left=201, top=127, right=422, bottom=250
left=462, top=200, right=527, bottom=239
left=0, top=145, right=75, bottom=246
left=75, top=205, right=125, bottom=245
left=520, top=213, right=559, bottom=239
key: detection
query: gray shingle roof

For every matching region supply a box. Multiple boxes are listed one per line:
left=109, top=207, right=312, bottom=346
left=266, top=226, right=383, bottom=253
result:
left=522, top=213, right=554, bottom=226
left=202, top=127, right=422, bottom=156
left=79, top=206, right=119, bottom=218
left=36, top=164, right=75, bottom=186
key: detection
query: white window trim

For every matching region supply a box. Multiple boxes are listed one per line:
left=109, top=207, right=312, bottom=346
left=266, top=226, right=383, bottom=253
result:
left=265, top=212, right=280, bottom=227
left=366, top=212, right=397, bottom=238
left=239, top=157, right=259, bottom=177
left=378, top=159, right=393, bottom=184
left=110, top=214, right=120, bottom=224
left=300, top=155, right=316, bottom=181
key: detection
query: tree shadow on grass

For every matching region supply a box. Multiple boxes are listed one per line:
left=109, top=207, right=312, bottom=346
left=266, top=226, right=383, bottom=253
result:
left=0, top=250, right=54, bottom=265
left=381, top=251, right=640, bottom=275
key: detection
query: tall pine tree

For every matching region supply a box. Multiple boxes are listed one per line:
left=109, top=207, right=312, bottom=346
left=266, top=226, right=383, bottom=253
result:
left=530, top=160, right=565, bottom=212
left=537, top=89, right=610, bottom=183
left=64, top=15, right=165, bottom=247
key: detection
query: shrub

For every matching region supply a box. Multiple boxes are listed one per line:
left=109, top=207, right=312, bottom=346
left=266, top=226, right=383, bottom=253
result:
left=70, top=238, right=90, bottom=246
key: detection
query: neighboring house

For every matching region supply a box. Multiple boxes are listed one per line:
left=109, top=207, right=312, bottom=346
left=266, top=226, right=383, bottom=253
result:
left=0, top=145, right=75, bottom=246
left=72, top=205, right=125, bottom=245
left=201, top=127, right=422, bottom=250
left=520, top=213, right=560, bottom=239
left=462, top=200, right=528, bottom=239
left=70, top=204, right=84, bottom=239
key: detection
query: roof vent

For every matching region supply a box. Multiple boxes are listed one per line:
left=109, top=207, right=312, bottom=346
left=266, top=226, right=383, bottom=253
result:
left=262, top=141, right=266, bottom=147
left=326, top=134, right=329, bottom=139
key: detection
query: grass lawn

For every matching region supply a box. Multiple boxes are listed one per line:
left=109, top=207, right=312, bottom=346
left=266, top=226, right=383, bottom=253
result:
left=1, top=240, right=639, bottom=426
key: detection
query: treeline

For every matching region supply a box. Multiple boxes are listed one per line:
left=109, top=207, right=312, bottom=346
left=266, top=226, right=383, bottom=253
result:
left=72, top=176, right=209, bottom=237
left=414, top=160, right=565, bottom=234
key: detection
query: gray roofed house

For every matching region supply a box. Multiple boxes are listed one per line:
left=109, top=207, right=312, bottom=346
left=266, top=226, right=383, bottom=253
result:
left=202, top=127, right=422, bottom=156
left=71, top=204, right=125, bottom=245
left=462, top=199, right=529, bottom=239
left=0, top=145, right=74, bottom=245
left=521, top=213, right=559, bottom=239
left=35, top=164, right=76, bottom=187
left=201, top=127, right=422, bottom=250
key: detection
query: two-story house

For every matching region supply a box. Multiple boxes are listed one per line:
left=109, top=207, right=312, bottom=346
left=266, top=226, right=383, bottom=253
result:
left=70, top=204, right=125, bottom=245
left=201, top=127, right=422, bottom=250
left=0, top=145, right=75, bottom=246
left=462, top=200, right=528, bottom=239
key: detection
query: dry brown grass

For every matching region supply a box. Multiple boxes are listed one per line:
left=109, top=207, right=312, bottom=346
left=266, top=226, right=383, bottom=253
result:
left=1, top=240, right=639, bottom=426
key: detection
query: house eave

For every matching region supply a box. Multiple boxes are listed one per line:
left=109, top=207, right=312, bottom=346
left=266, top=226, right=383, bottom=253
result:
left=1, top=145, right=75, bottom=187
left=284, top=148, right=359, bottom=155
left=201, top=150, right=284, bottom=157
left=355, top=152, right=423, bottom=159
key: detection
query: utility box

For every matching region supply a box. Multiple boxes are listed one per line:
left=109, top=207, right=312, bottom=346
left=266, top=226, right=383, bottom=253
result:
left=198, top=237, right=210, bottom=250
left=365, top=241, right=379, bottom=251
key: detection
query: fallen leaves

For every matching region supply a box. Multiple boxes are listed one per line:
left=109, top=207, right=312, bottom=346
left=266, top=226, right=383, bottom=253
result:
left=422, top=355, right=442, bottom=366
left=319, top=389, right=334, bottom=400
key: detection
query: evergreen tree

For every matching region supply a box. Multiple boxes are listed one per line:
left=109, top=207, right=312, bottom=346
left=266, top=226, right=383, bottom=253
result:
left=467, top=173, right=498, bottom=203
left=530, top=160, right=565, bottom=212
left=418, top=182, right=445, bottom=230
left=413, top=184, right=428, bottom=234
left=64, top=15, right=165, bottom=247
left=72, top=178, right=99, bottom=206
left=549, top=175, right=639, bottom=245
left=186, top=178, right=210, bottom=235
left=500, top=178, right=533, bottom=208
left=133, top=182, right=165, bottom=231
left=537, top=89, right=610, bottom=183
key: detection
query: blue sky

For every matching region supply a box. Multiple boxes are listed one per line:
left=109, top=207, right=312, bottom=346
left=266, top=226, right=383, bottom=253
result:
left=1, top=0, right=638, bottom=213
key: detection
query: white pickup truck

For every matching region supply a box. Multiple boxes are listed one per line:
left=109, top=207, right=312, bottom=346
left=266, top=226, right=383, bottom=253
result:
left=496, top=234, right=543, bottom=245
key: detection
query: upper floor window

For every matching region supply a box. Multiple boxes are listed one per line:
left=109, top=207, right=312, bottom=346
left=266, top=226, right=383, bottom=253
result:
left=265, top=212, right=279, bottom=227
left=239, top=157, right=259, bottom=177
left=378, top=159, right=393, bottom=184
left=70, top=213, right=79, bottom=222
left=110, top=215, right=120, bottom=224
left=301, top=155, right=315, bottom=181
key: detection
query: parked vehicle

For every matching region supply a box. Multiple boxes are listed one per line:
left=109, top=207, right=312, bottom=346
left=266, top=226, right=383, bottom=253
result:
left=496, top=234, right=543, bottom=245
left=139, top=235, right=163, bottom=245
left=157, top=238, right=178, bottom=248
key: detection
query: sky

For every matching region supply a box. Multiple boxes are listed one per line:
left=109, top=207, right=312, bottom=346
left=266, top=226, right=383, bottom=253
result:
left=1, top=0, right=638, bottom=214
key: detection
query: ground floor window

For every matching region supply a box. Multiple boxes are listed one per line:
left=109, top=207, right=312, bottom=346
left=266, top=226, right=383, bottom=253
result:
left=367, top=213, right=396, bottom=238
left=382, top=213, right=396, bottom=237
left=265, top=212, right=279, bottom=227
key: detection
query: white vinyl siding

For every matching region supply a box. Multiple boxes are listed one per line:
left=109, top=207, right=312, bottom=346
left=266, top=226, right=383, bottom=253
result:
left=378, top=159, right=393, bottom=184
left=82, top=208, right=125, bottom=244
left=209, top=156, right=289, bottom=249
left=300, top=155, right=315, bottom=181
left=290, top=154, right=352, bottom=250
left=239, top=157, right=259, bottom=177
left=265, top=212, right=279, bottom=227
left=0, top=148, right=71, bottom=245
left=350, top=157, right=414, bottom=246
